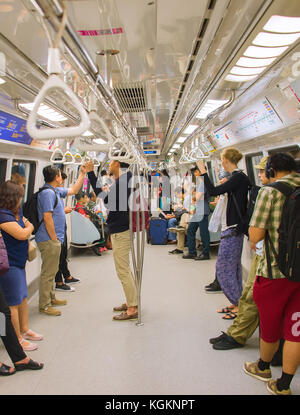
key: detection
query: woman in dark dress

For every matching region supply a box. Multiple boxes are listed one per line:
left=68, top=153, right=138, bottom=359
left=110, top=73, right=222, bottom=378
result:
left=0, top=181, right=43, bottom=375
left=0, top=181, right=43, bottom=353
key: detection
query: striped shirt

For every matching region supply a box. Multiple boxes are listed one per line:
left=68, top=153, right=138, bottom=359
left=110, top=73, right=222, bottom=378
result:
left=250, top=172, right=300, bottom=279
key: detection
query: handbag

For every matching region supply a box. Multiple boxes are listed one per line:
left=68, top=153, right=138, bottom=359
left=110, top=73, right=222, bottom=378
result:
left=0, top=232, right=9, bottom=276
left=208, top=194, right=226, bottom=233
left=28, top=240, right=37, bottom=262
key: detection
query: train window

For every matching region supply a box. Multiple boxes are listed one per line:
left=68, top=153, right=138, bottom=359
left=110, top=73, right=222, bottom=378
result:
left=245, top=153, right=263, bottom=186
left=268, top=145, right=300, bottom=158
left=11, top=160, right=36, bottom=203
left=0, top=158, right=7, bottom=184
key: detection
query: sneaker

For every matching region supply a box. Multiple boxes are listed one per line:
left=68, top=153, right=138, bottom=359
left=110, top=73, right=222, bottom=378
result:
left=39, top=307, right=61, bottom=316
left=213, top=334, right=244, bottom=350
left=182, top=254, right=196, bottom=259
left=195, top=254, right=210, bottom=261
left=205, top=283, right=222, bottom=293
left=55, top=283, right=75, bottom=292
left=168, top=249, right=183, bottom=255
left=209, top=332, right=227, bottom=345
left=65, top=276, right=81, bottom=284
left=243, top=360, right=272, bottom=382
left=267, top=379, right=291, bottom=395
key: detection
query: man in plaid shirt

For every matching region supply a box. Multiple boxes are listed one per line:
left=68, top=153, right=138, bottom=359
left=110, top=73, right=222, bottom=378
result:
left=243, top=153, right=300, bottom=395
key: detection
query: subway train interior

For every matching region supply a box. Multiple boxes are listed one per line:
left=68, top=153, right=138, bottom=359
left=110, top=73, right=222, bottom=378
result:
left=0, top=0, right=300, bottom=398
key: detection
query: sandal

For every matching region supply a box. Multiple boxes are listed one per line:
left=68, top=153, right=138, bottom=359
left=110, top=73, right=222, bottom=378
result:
left=22, top=329, right=43, bottom=341
left=113, top=303, right=127, bottom=312
left=222, top=311, right=237, bottom=320
left=217, top=306, right=234, bottom=314
left=0, top=363, right=16, bottom=376
left=14, top=359, right=44, bottom=371
left=113, top=311, right=138, bottom=321
left=19, top=338, right=38, bottom=351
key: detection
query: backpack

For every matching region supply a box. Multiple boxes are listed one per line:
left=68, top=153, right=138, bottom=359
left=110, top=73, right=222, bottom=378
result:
left=22, top=187, right=58, bottom=234
left=232, top=184, right=260, bottom=237
left=265, top=182, right=300, bottom=282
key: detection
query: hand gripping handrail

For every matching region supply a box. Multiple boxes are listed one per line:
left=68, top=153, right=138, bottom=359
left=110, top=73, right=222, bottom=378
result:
left=93, top=158, right=100, bottom=167
left=27, top=5, right=90, bottom=141
left=50, top=148, right=66, bottom=164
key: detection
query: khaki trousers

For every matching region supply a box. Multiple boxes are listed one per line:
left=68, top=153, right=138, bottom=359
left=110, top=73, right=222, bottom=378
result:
left=111, top=230, right=137, bottom=307
left=227, top=253, right=260, bottom=345
left=177, top=213, right=189, bottom=251
left=37, top=240, right=61, bottom=310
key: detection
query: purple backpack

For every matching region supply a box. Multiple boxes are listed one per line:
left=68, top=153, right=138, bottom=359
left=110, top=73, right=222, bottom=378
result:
left=0, top=234, right=9, bottom=276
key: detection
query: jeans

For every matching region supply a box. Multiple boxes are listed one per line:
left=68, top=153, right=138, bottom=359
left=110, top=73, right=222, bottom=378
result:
left=187, top=215, right=210, bottom=256
left=167, top=218, right=178, bottom=241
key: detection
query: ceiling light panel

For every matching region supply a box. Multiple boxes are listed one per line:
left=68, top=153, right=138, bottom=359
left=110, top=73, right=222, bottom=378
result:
left=230, top=66, right=267, bottom=76
left=264, top=15, right=300, bottom=34
left=183, top=125, right=198, bottom=135
left=20, top=102, right=67, bottom=121
left=93, top=138, right=106, bottom=144
left=177, top=137, right=188, bottom=143
left=172, top=144, right=180, bottom=149
left=236, top=56, right=276, bottom=68
left=0, top=78, right=6, bottom=85
left=244, top=45, right=289, bottom=58
left=225, top=74, right=257, bottom=83
left=196, top=99, right=229, bottom=119
left=253, top=32, right=300, bottom=47
left=82, top=130, right=94, bottom=136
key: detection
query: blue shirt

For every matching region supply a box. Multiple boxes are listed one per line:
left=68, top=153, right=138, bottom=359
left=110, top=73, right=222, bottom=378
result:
left=35, top=184, right=68, bottom=243
left=0, top=208, right=28, bottom=268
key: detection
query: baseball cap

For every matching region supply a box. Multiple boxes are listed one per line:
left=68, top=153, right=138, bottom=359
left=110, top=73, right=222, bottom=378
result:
left=254, top=156, right=268, bottom=170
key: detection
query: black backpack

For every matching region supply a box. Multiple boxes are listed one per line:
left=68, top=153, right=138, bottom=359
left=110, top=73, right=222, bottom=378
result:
left=232, top=184, right=261, bottom=237
left=265, top=182, right=300, bottom=281
left=22, top=187, right=58, bottom=234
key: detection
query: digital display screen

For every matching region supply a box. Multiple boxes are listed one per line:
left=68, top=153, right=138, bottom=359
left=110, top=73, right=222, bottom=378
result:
left=0, top=110, right=32, bottom=145
left=213, top=98, right=283, bottom=147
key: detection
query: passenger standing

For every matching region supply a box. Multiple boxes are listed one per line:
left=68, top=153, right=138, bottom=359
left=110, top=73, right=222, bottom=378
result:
left=210, top=157, right=273, bottom=350
left=55, top=172, right=80, bottom=293
left=197, top=148, right=250, bottom=318
left=182, top=166, right=210, bottom=260
left=36, top=165, right=86, bottom=316
left=0, top=284, right=44, bottom=375
left=0, top=181, right=43, bottom=351
left=244, top=153, right=300, bottom=395
left=86, top=158, right=138, bottom=321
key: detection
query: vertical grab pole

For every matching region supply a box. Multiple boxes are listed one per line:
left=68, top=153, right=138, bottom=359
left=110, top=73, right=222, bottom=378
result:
left=129, top=162, right=145, bottom=326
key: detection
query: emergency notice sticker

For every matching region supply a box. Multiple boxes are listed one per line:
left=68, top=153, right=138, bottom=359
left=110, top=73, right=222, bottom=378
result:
left=78, top=28, right=123, bottom=36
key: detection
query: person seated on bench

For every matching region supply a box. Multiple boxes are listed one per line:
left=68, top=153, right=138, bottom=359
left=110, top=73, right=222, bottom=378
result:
left=74, top=191, right=90, bottom=219
left=168, top=198, right=196, bottom=255
left=166, top=187, right=188, bottom=244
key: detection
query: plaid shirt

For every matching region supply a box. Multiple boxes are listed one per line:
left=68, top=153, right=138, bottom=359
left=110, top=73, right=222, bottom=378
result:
left=250, top=172, right=300, bottom=279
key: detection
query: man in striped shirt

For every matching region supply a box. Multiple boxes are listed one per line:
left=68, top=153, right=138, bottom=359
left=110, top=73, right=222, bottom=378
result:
left=243, top=153, right=300, bottom=395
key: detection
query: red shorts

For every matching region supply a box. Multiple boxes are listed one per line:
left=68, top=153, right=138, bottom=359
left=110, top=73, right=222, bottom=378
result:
left=253, top=276, right=300, bottom=343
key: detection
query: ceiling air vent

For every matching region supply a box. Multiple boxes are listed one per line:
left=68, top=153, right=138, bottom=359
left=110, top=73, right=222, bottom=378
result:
left=113, top=81, right=151, bottom=113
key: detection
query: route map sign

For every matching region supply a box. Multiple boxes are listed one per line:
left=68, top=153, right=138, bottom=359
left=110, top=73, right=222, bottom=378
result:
left=213, top=98, right=283, bottom=148
left=0, top=110, right=32, bottom=145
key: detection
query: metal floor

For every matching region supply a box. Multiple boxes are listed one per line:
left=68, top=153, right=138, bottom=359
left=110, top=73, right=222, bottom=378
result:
left=1, top=243, right=300, bottom=395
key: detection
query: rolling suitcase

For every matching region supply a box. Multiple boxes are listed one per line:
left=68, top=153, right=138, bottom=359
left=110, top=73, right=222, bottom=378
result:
left=149, top=217, right=168, bottom=245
